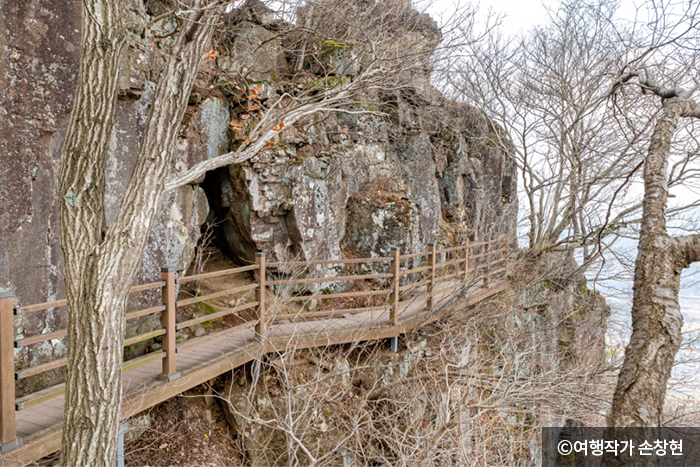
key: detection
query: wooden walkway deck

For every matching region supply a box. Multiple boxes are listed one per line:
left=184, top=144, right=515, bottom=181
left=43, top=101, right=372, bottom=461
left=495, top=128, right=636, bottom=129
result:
left=0, top=277, right=507, bottom=466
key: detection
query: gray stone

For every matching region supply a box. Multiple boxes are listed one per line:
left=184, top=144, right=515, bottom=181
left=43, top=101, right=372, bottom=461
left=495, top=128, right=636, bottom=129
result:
left=192, top=323, right=206, bottom=337
left=123, top=413, right=151, bottom=443
left=175, top=332, right=187, bottom=345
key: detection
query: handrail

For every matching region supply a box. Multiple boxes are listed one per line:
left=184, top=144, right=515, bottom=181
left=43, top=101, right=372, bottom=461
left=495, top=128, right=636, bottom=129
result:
left=267, top=257, right=392, bottom=267
left=403, top=265, right=431, bottom=275
left=14, top=280, right=165, bottom=316
left=0, top=234, right=511, bottom=445
left=435, top=258, right=466, bottom=270
left=436, top=244, right=468, bottom=254
left=267, top=273, right=392, bottom=286
left=176, top=283, right=258, bottom=307
left=177, top=301, right=258, bottom=330
left=178, top=264, right=259, bottom=284
left=401, top=251, right=431, bottom=259
left=286, top=289, right=389, bottom=302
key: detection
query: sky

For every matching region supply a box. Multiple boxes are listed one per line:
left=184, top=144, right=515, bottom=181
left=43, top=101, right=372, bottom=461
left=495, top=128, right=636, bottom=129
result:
left=440, top=0, right=644, bottom=32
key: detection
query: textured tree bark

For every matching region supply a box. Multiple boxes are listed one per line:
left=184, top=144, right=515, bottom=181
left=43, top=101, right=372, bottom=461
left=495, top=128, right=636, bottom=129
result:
left=608, top=98, right=700, bottom=427
left=57, top=1, right=130, bottom=464
left=58, top=1, right=215, bottom=465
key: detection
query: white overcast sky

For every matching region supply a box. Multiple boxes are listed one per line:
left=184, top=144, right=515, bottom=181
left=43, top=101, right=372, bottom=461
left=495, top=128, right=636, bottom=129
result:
left=422, top=0, right=645, bottom=33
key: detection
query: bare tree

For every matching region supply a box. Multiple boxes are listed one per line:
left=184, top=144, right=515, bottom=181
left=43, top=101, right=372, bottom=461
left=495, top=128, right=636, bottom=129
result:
left=608, top=61, right=700, bottom=426
left=452, top=1, right=638, bottom=258
left=451, top=0, right=700, bottom=429
left=56, top=0, right=479, bottom=463
left=448, top=0, right=694, bottom=271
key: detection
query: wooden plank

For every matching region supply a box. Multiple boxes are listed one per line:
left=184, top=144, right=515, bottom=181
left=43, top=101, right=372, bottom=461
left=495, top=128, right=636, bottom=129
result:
left=15, top=384, right=65, bottom=411
left=401, top=251, right=431, bottom=259
left=399, top=279, right=430, bottom=293
left=267, top=257, right=391, bottom=267
left=16, top=299, right=67, bottom=315
left=286, top=289, right=388, bottom=302
left=123, top=329, right=164, bottom=348
left=389, top=248, right=400, bottom=325
left=125, top=304, right=165, bottom=321
left=177, top=302, right=258, bottom=330
left=178, top=264, right=259, bottom=284
left=17, top=358, right=67, bottom=379
left=402, top=266, right=431, bottom=275
left=439, top=271, right=463, bottom=282
left=274, top=305, right=388, bottom=321
left=15, top=410, right=61, bottom=430
left=0, top=429, right=61, bottom=466
left=15, top=329, right=67, bottom=348
left=123, top=351, right=163, bottom=373
left=176, top=283, right=257, bottom=307
left=14, top=419, right=45, bottom=436
left=255, top=253, right=266, bottom=340
left=178, top=321, right=257, bottom=352
left=129, top=281, right=162, bottom=294
left=267, top=273, right=391, bottom=286
left=427, top=243, right=436, bottom=310
left=435, top=258, right=465, bottom=270
left=436, top=244, right=467, bottom=253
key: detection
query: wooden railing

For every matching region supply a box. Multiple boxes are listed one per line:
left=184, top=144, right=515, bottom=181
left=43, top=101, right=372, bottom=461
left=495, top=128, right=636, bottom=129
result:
left=0, top=237, right=511, bottom=451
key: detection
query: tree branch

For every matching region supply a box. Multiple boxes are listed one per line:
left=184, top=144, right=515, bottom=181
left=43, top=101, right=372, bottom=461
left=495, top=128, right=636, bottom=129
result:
left=673, top=234, right=700, bottom=268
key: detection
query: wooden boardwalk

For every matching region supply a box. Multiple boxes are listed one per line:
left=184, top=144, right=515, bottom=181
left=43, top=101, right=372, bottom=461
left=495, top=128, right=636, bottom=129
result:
left=1, top=280, right=507, bottom=466
left=0, top=239, right=510, bottom=465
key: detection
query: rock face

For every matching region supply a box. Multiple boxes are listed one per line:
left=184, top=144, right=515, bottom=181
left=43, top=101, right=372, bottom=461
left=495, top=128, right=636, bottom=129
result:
left=203, top=98, right=517, bottom=290
left=0, top=0, right=517, bottom=392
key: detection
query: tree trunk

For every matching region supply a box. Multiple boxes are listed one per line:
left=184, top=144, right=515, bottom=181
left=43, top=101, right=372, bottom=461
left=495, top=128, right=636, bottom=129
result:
left=58, top=1, right=130, bottom=464
left=58, top=1, right=214, bottom=465
left=607, top=98, right=697, bottom=427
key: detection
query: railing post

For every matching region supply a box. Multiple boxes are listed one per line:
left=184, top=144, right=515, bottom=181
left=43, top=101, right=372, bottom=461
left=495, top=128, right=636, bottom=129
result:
left=464, top=239, right=470, bottom=280
left=255, top=253, right=266, bottom=341
left=482, top=237, right=492, bottom=288
left=0, top=291, right=22, bottom=453
left=158, top=267, right=180, bottom=382
left=389, top=247, right=400, bottom=326
left=505, top=239, right=512, bottom=277
left=427, top=243, right=436, bottom=310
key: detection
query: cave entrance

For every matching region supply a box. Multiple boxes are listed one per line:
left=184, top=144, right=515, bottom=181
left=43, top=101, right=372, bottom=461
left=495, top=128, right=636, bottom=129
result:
left=198, top=166, right=256, bottom=266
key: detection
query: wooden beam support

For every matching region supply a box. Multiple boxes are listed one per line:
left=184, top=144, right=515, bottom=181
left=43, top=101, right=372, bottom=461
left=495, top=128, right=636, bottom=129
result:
left=464, top=239, right=470, bottom=280
left=255, top=253, right=266, bottom=340
left=389, top=247, right=400, bottom=325
left=158, top=267, right=180, bottom=382
left=427, top=243, right=436, bottom=310
left=0, top=291, right=22, bottom=453
left=483, top=238, right=492, bottom=288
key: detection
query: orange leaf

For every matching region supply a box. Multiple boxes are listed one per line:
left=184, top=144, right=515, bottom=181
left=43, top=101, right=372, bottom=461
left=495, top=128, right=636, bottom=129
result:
left=240, top=114, right=250, bottom=120
left=202, top=49, right=218, bottom=62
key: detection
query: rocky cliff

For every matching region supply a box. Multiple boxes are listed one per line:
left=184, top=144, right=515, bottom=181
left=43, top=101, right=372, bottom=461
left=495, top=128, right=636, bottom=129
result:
left=0, top=0, right=516, bottom=391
